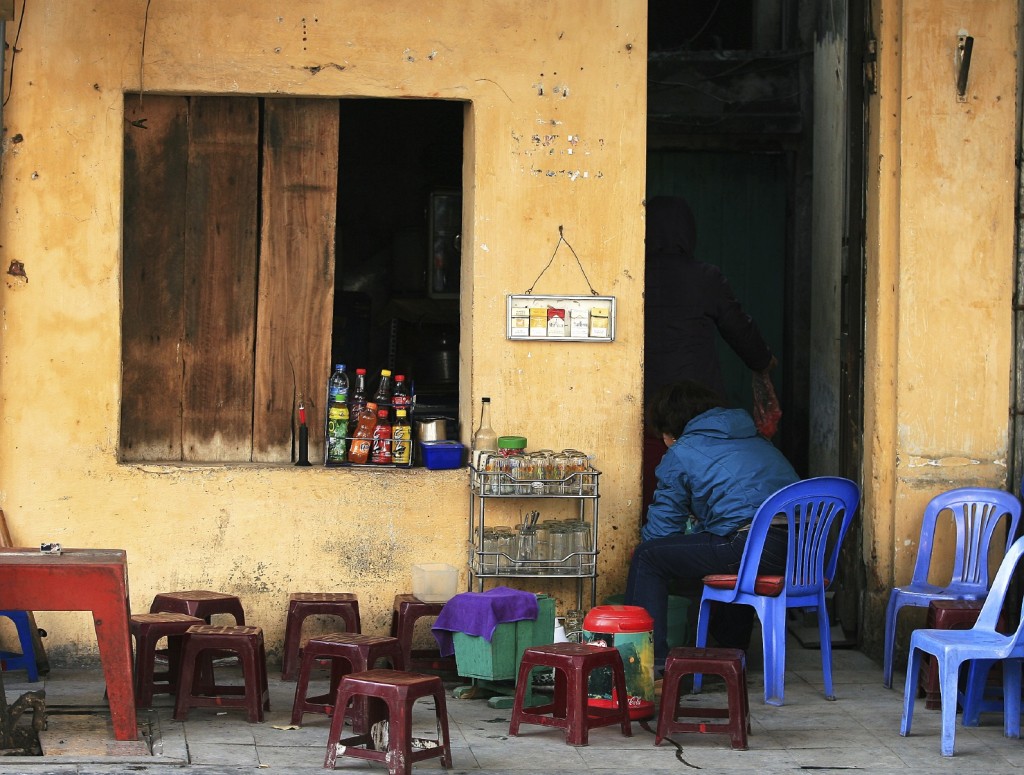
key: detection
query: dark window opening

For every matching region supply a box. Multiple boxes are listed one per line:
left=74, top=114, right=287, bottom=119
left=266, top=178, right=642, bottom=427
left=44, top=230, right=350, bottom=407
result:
left=120, top=95, right=463, bottom=464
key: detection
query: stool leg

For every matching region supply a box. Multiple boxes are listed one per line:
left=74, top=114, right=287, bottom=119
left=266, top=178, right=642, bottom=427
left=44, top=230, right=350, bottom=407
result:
left=324, top=684, right=354, bottom=770
left=508, top=659, right=536, bottom=736
left=724, top=665, right=748, bottom=750
left=655, top=666, right=684, bottom=745
left=567, top=663, right=587, bottom=746
left=173, top=637, right=198, bottom=721
left=291, top=648, right=319, bottom=726
left=432, top=685, right=453, bottom=769
left=388, top=692, right=414, bottom=775
left=610, top=659, right=633, bottom=738
left=281, top=603, right=304, bottom=680
left=133, top=631, right=155, bottom=707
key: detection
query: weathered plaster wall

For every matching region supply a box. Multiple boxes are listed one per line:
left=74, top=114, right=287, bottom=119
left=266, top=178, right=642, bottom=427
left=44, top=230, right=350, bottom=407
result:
left=0, top=1, right=647, bottom=663
left=862, top=0, right=1019, bottom=658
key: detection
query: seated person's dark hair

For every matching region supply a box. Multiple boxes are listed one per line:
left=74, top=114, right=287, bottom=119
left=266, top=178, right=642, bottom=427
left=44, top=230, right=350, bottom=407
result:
left=647, top=380, right=726, bottom=439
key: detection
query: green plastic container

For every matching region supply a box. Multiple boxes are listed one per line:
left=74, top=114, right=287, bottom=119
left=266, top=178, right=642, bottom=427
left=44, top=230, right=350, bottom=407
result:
left=452, top=594, right=555, bottom=681
left=603, top=593, right=690, bottom=648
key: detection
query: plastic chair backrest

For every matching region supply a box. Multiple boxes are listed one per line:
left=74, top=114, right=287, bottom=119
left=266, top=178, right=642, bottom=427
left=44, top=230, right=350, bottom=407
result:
left=973, top=534, right=1024, bottom=640
left=734, top=476, right=861, bottom=598
left=908, top=487, right=1021, bottom=595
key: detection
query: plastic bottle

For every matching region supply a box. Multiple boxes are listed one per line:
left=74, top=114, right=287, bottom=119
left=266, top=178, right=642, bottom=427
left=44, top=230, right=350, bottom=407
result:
left=472, top=396, right=498, bottom=469
left=392, top=374, right=411, bottom=412
left=325, top=364, right=350, bottom=464
left=347, top=401, right=378, bottom=464
left=371, top=406, right=393, bottom=464
left=373, top=368, right=394, bottom=405
left=392, top=408, right=412, bottom=465
left=350, top=368, right=368, bottom=419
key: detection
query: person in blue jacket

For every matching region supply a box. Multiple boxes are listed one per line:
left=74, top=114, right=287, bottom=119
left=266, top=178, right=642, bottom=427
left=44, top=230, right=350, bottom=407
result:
left=625, top=380, right=799, bottom=670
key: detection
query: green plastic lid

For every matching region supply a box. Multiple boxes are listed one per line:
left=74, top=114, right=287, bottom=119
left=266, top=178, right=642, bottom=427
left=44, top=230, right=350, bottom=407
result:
left=497, top=435, right=528, bottom=450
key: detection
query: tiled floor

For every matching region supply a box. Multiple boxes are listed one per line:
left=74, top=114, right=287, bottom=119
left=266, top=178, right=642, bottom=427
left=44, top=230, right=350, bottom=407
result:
left=4, top=636, right=1024, bottom=774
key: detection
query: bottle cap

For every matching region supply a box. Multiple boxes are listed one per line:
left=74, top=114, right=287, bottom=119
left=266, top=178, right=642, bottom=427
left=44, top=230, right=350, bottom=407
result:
left=482, top=396, right=491, bottom=403
left=335, top=363, right=345, bottom=370
left=396, top=409, right=407, bottom=417
left=396, top=374, right=405, bottom=381
left=357, top=368, right=366, bottom=374
left=498, top=435, right=527, bottom=450
left=381, top=369, right=392, bottom=377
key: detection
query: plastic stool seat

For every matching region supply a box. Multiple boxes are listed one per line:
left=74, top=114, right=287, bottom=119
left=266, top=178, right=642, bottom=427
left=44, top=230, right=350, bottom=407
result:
left=324, top=668, right=453, bottom=774
left=173, top=624, right=270, bottom=723
left=291, top=632, right=403, bottom=729
left=281, top=592, right=360, bottom=680
left=657, top=646, right=750, bottom=750
left=509, top=642, right=632, bottom=746
left=390, top=594, right=457, bottom=674
left=0, top=610, right=40, bottom=682
left=150, top=590, right=245, bottom=625
left=130, top=612, right=204, bottom=706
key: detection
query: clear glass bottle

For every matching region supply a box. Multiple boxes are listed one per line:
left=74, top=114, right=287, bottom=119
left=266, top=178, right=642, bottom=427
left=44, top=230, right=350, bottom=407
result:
left=472, top=397, right=498, bottom=470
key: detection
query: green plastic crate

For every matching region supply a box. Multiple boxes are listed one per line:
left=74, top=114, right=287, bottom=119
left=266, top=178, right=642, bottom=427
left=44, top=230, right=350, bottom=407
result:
left=453, top=594, right=555, bottom=681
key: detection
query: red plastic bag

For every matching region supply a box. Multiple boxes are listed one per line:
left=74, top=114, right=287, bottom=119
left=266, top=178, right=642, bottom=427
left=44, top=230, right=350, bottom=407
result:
left=752, top=371, right=782, bottom=440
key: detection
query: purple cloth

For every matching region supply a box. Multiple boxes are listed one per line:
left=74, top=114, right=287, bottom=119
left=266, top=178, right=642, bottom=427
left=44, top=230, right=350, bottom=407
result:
left=431, top=587, right=538, bottom=657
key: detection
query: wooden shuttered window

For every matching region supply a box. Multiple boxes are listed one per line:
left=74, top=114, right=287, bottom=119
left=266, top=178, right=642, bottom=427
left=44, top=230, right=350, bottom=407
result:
left=121, top=96, right=338, bottom=464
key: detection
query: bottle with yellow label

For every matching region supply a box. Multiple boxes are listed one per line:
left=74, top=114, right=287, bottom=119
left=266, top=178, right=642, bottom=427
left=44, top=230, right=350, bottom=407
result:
left=392, top=408, right=412, bottom=465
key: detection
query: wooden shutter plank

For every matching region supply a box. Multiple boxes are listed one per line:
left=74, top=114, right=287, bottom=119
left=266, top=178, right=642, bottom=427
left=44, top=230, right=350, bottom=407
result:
left=254, top=99, right=339, bottom=463
left=182, top=97, right=260, bottom=462
left=121, top=96, right=188, bottom=461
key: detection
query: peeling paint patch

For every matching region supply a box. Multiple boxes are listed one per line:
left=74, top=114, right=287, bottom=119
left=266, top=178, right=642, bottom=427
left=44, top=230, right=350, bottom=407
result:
left=906, top=455, right=981, bottom=468
left=7, top=260, right=27, bottom=283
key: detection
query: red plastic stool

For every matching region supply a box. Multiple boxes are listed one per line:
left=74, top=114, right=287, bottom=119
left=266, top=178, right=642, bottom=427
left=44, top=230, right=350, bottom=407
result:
left=173, top=624, right=270, bottom=723
left=920, top=600, right=1007, bottom=711
left=150, top=590, right=245, bottom=625
left=281, top=592, right=361, bottom=680
left=323, top=668, right=453, bottom=774
left=291, top=632, right=404, bottom=728
left=656, top=646, right=750, bottom=750
left=130, top=612, right=203, bottom=706
left=389, top=594, right=457, bottom=674
left=509, top=642, right=632, bottom=746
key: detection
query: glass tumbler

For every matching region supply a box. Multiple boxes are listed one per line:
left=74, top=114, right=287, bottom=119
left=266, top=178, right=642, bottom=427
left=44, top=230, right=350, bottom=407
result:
left=480, top=528, right=498, bottom=575
left=548, top=524, right=572, bottom=575
left=516, top=526, right=538, bottom=573
left=493, top=527, right=515, bottom=573
left=570, top=522, right=594, bottom=574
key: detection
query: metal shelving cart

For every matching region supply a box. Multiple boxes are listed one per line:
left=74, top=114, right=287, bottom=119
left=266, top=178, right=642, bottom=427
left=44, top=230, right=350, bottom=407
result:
left=467, top=466, right=601, bottom=610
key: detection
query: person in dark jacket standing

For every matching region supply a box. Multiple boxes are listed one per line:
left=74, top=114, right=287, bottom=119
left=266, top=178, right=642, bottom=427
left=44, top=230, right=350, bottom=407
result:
left=642, top=194, right=779, bottom=511
left=626, top=381, right=799, bottom=670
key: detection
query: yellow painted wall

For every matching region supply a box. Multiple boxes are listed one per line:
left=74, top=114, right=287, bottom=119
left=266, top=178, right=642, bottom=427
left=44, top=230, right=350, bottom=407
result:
left=0, top=1, right=647, bottom=663
left=862, top=0, right=1019, bottom=656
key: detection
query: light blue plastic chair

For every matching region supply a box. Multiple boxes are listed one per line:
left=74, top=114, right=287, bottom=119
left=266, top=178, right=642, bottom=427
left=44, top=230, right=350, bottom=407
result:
left=882, top=487, right=1022, bottom=689
left=0, top=609, right=40, bottom=682
left=692, top=476, right=861, bottom=706
left=900, top=534, right=1024, bottom=756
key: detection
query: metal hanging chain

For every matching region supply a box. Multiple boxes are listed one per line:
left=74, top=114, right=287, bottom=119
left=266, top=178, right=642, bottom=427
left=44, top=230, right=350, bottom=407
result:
left=525, top=225, right=600, bottom=296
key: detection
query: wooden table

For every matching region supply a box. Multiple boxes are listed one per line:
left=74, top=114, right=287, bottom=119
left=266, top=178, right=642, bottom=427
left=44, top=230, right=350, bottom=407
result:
left=0, top=548, right=137, bottom=741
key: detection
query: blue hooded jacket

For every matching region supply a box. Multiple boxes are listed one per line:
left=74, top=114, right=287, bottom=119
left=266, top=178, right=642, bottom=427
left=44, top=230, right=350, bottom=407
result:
left=641, top=407, right=799, bottom=542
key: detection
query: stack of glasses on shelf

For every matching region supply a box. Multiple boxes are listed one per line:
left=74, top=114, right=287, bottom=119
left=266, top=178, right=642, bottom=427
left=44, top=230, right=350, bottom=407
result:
left=477, top=518, right=594, bottom=577
left=475, top=449, right=597, bottom=495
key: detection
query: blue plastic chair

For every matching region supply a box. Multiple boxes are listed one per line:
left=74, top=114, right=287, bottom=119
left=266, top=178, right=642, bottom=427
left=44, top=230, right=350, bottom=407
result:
left=882, top=487, right=1022, bottom=689
left=900, top=534, right=1024, bottom=756
left=692, top=476, right=861, bottom=706
left=0, top=609, right=40, bottom=682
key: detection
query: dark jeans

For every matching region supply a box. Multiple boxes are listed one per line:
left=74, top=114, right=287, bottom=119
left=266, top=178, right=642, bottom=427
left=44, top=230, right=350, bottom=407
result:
left=624, top=527, right=789, bottom=662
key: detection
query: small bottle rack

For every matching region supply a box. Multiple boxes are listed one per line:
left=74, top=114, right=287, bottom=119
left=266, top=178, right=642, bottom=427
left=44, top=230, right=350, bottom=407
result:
left=324, top=403, right=414, bottom=469
left=467, top=466, right=601, bottom=610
